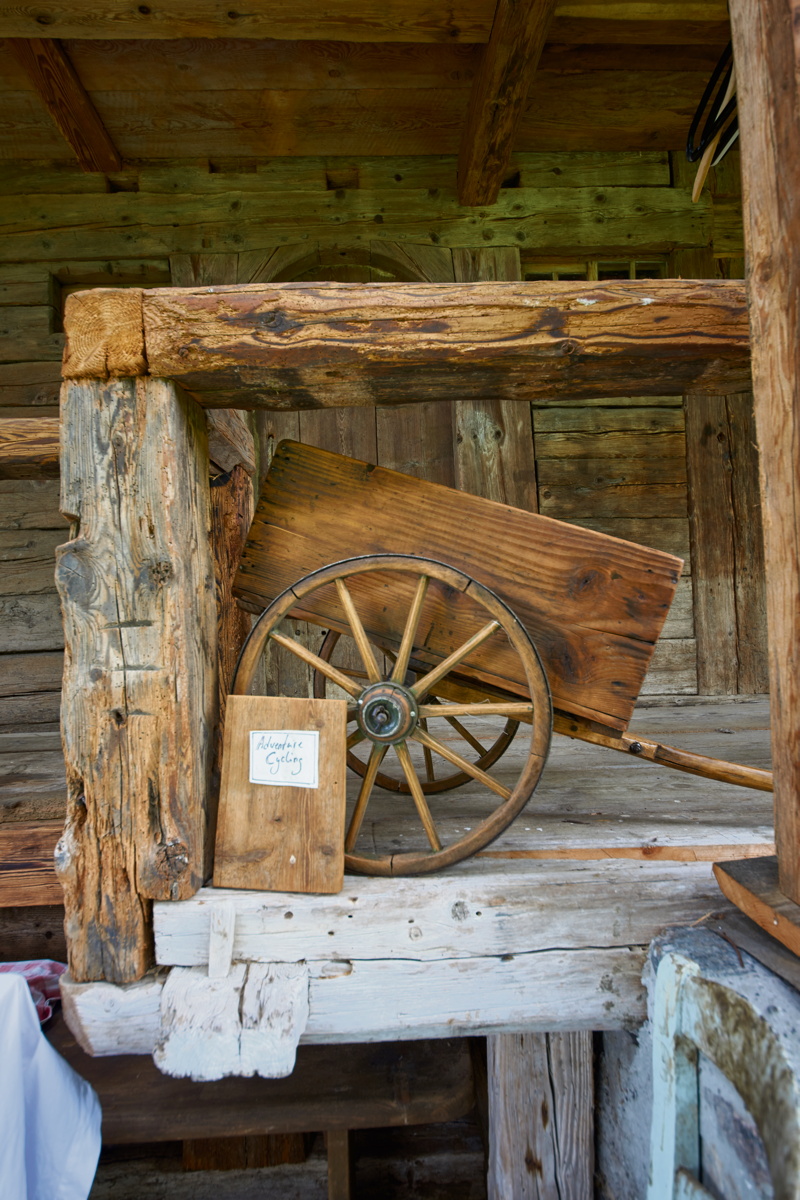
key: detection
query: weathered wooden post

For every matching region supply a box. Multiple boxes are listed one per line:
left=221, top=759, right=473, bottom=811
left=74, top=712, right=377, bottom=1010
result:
left=56, top=290, right=218, bottom=983
left=728, top=0, right=800, bottom=902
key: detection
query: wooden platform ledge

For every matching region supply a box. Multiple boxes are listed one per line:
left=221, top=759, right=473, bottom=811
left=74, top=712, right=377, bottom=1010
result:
left=714, top=856, right=800, bottom=959
left=62, top=280, right=751, bottom=407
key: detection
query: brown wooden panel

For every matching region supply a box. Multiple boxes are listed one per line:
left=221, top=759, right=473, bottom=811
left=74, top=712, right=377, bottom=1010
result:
left=0, top=821, right=62, bottom=907
left=0, top=417, right=59, bottom=478
left=236, top=441, right=682, bottom=730
left=0, top=904, right=66, bottom=960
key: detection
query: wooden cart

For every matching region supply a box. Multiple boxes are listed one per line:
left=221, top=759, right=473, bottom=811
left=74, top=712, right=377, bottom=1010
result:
left=231, top=440, right=772, bottom=876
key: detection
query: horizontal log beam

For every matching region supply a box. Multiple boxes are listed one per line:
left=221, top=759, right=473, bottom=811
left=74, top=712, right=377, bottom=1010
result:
left=62, top=280, right=751, bottom=408
left=0, top=416, right=59, bottom=477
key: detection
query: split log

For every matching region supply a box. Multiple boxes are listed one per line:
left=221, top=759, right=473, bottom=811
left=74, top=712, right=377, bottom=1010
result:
left=61, top=281, right=752, bottom=406
left=729, top=0, right=800, bottom=899
left=56, top=377, right=218, bottom=983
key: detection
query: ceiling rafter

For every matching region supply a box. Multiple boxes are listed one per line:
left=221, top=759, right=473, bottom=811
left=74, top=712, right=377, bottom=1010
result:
left=458, top=0, right=557, bottom=206
left=7, top=38, right=121, bottom=173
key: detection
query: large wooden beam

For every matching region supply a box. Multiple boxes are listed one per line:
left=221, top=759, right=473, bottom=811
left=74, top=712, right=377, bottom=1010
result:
left=6, top=39, right=121, bottom=173
left=728, top=0, right=800, bottom=903
left=55, top=377, right=218, bottom=983
left=62, top=281, right=751, bottom=408
left=458, top=0, right=557, bottom=206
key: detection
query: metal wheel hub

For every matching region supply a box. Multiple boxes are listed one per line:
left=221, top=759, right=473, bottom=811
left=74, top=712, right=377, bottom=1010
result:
left=357, top=681, right=419, bottom=744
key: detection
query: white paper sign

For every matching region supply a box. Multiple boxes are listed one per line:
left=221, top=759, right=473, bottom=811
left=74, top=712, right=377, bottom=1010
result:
left=249, top=730, right=320, bottom=788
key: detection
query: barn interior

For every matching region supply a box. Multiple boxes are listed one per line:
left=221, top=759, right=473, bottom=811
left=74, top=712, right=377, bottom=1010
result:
left=0, top=2, right=793, bottom=1197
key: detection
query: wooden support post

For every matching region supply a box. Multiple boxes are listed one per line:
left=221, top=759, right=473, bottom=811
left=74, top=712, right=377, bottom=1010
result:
left=56, top=377, right=218, bottom=983
left=452, top=247, right=537, bottom=510
left=325, top=1129, right=353, bottom=1200
left=487, top=1032, right=594, bottom=1199
left=728, top=0, right=800, bottom=899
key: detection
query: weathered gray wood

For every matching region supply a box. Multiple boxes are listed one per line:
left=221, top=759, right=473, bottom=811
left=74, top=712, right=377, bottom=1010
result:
left=0, top=593, right=63, bottom=651
left=488, top=1032, right=593, bottom=1200
left=55, top=376, right=218, bottom=983
left=726, top=392, right=768, bottom=694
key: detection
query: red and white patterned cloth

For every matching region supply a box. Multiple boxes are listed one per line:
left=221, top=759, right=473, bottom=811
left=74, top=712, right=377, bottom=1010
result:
left=0, top=960, right=66, bottom=1023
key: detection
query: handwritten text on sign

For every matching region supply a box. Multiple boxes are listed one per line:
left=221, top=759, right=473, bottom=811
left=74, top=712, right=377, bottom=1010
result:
left=249, top=730, right=320, bottom=789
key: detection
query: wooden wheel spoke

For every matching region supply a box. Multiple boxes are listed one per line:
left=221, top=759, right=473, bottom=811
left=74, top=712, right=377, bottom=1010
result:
left=419, top=717, right=436, bottom=782
left=443, top=715, right=487, bottom=757
left=411, top=620, right=501, bottom=699
left=346, top=727, right=366, bottom=749
left=391, top=574, right=429, bottom=683
left=269, top=630, right=362, bottom=698
left=335, top=578, right=382, bottom=684
left=394, top=742, right=442, bottom=852
left=345, top=744, right=389, bottom=851
left=419, top=702, right=533, bottom=720
left=412, top=727, right=511, bottom=800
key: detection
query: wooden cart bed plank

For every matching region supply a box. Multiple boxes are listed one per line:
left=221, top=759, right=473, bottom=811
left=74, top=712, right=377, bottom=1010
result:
left=236, top=440, right=683, bottom=730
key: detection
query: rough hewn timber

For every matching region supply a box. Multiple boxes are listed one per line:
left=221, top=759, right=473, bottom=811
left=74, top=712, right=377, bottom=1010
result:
left=56, top=376, right=218, bottom=983
left=458, top=0, right=557, bottom=206
left=729, top=0, right=800, bottom=901
left=61, top=281, right=750, bottom=405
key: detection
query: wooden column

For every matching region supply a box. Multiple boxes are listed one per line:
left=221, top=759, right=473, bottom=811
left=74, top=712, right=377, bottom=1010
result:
left=56, top=377, right=218, bottom=983
left=451, top=247, right=537, bottom=510
left=488, top=1032, right=593, bottom=1199
left=729, top=0, right=800, bottom=899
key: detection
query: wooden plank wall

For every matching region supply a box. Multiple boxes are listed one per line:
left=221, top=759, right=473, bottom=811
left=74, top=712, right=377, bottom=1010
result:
left=0, top=148, right=759, bottom=873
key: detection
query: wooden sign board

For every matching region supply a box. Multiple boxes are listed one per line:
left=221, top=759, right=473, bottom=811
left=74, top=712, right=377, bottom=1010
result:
left=214, top=696, right=347, bottom=894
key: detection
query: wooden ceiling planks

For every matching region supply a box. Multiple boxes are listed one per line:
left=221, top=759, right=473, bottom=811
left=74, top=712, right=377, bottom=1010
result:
left=0, top=1, right=728, bottom=42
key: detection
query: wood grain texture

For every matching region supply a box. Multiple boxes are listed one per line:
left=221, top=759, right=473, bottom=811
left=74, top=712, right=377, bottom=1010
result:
left=56, top=376, right=218, bottom=983
left=685, top=392, right=768, bottom=696
left=61, top=287, right=145, bottom=379
left=713, top=856, right=800, bottom=959
left=0, top=416, right=59, bottom=478
left=458, top=0, right=557, bottom=206
left=0, top=820, right=62, bottom=906
left=487, top=1031, right=593, bottom=1199
left=0, top=184, right=710, bottom=260
left=0, top=903, right=66, bottom=959
left=214, top=696, right=347, bottom=894
left=236, top=441, right=681, bottom=730
left=729, top=0, right=800, bottom=901
left=451, top=247, right=537, bottom=510
left=6, top=39, right=121, bottom=172
left=132, top=280, right=751, bottom=407
left=210, top=464, right=255, bottom=720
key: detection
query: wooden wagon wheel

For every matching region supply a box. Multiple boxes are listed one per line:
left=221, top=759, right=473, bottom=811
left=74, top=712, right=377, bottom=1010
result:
left=232, top=554, right=552, bottom=876
left=313, top=628, right=521, bottom=795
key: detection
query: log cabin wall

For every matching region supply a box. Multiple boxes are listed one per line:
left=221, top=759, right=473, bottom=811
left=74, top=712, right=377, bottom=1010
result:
left=0, top=143, right=762, bottom=940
